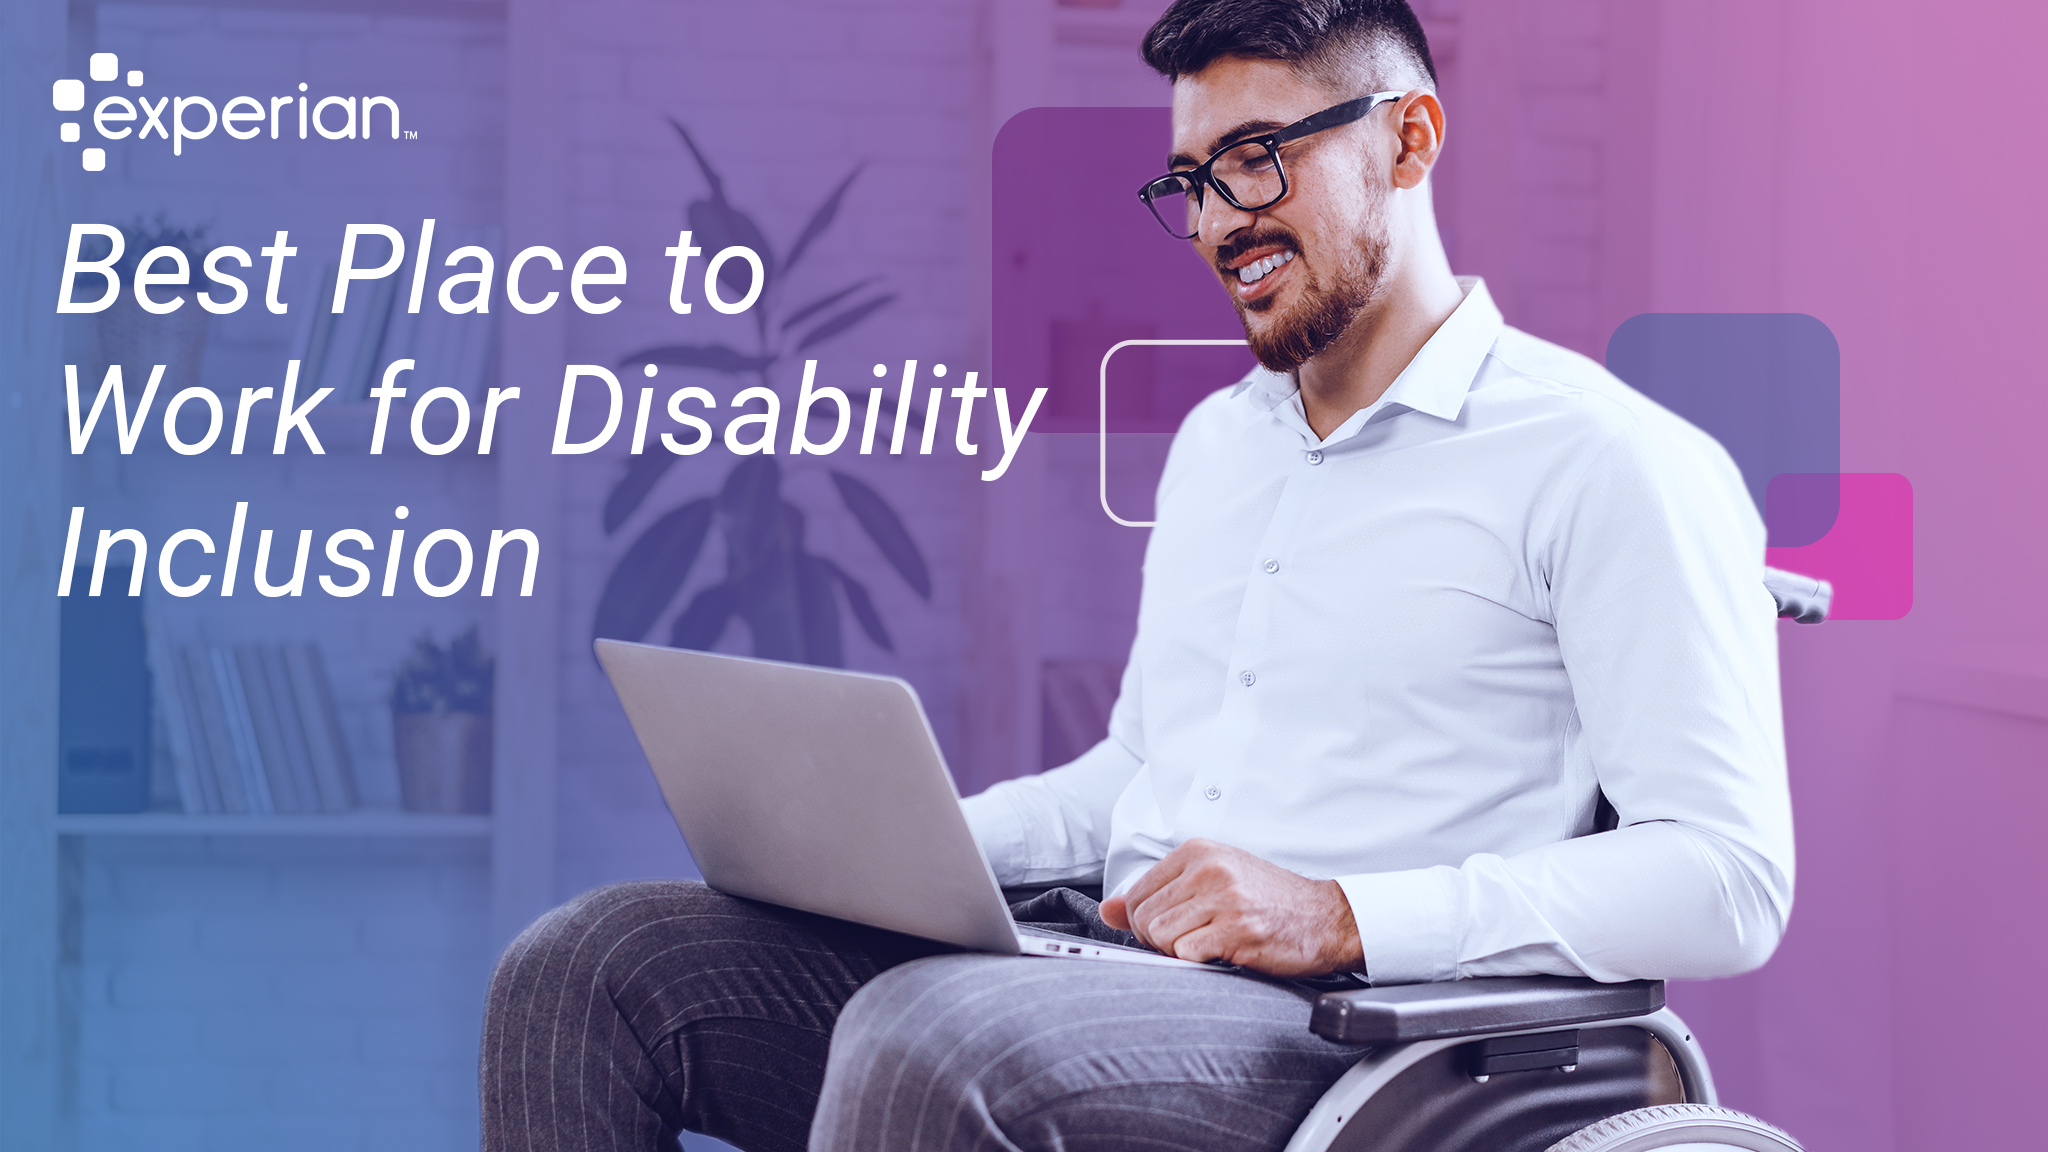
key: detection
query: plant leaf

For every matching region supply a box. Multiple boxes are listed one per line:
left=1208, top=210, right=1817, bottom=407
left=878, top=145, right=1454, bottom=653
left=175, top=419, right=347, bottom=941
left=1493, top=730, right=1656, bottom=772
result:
left=718, top=456, right=783, bottom=513
left=689, top=198, right=776, bottom=297
left=795, top=552, right=844, bottom=668
left=666, top=119, right=777, bottom=285
left=666, top=117, right=726, bottom=203
left=725, top=497, right=813, bottom=663
left=739, top=595, right=802, bottom=662
left=620, top=343, right=774, bottom=374
left=783, top=162, right=864, bottom=277
left=795, top=294, right=897, bottom=353
left=669, top=582, right=739, bottom=650
left=601, top=453, right=679, bottom=535
left=827, top=559, right=892, bottom=651
left=717, top=457, right=785, bottom=581
left=590, top=499, right=716, bottom=644
left=734, top=560, right=802, bottom=662
left=780, top=277, right=881, bottom=333
left=829, top=471, right=931, bottom=600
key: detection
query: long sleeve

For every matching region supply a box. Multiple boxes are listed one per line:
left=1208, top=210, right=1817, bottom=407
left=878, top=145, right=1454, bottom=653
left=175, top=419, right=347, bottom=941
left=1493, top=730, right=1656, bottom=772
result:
left=1336, top=413, right=1795, bottom=984
left=962, top=654, right=1146, bottom=887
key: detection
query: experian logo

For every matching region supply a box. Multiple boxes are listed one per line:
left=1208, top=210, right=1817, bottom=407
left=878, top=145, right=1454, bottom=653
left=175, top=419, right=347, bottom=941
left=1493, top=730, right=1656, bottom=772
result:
left=51, top=51, right=404, bottom=172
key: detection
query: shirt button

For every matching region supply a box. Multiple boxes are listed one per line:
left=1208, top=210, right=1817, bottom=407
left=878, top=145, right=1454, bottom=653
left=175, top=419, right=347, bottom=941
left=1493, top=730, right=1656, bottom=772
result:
left=1263, top=559, right=1280, bottom=574
left=1239, top=670, right=1256, bottom=687
left=1204, top=786, right=1221, bottom=801
left=1305, top=450, right=1324, bottom=465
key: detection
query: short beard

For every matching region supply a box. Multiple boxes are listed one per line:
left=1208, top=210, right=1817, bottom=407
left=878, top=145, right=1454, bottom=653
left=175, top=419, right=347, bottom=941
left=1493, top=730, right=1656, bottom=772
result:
left=1225, top=193, right=1391, bottom=375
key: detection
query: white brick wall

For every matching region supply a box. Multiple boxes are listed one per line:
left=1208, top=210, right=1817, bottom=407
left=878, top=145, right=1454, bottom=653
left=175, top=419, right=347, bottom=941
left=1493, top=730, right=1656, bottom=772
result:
left=1432, top=0, right=1617, bottom=358
left=73, top=836, right=490, bottom=1151
left=68, top=6, right=507, bottom=1148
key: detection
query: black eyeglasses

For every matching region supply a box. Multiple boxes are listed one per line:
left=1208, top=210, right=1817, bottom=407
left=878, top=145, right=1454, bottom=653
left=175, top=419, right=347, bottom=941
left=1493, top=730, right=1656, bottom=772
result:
left=1136, top=91, right=1407, bottom=239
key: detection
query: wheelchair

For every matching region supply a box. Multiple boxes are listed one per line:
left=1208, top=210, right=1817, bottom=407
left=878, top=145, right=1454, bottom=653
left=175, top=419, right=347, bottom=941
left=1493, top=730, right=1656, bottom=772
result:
left=1276, top=566, right=1829, bottom=1152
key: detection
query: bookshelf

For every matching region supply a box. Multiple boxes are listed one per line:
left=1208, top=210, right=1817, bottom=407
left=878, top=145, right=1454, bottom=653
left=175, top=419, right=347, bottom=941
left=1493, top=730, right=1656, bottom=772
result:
left=55, top=811, right=492, bottom=837
left=3, top=1, right=567, bottom=1149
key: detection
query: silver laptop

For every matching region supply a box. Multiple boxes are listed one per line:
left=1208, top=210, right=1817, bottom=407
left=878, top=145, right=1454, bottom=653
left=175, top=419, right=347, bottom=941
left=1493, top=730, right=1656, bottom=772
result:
left=595, top=639, right=1211, bottom=970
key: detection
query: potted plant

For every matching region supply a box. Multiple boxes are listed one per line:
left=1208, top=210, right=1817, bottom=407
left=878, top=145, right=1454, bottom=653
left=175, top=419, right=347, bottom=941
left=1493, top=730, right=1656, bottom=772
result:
left=389, top=626, right=493, bottom=814
left=95, top=214, right=212, bottom=398
left=593, top=122, right=931, bottom=665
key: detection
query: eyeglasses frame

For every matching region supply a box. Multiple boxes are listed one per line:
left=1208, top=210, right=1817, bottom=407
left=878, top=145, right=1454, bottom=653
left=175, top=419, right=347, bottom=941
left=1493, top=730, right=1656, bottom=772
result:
left=1136, top=90, right=1410, bottom=239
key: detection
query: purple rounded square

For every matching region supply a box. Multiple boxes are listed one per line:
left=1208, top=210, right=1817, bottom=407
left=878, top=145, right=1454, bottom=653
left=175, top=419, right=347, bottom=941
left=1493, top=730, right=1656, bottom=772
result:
left=1606, top=313, right=1841, bottom=547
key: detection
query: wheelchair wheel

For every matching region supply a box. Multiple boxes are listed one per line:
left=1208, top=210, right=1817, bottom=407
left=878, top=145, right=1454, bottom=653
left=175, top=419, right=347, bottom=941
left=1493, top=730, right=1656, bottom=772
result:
left=1545, top=1104, right=1802, bottom=1151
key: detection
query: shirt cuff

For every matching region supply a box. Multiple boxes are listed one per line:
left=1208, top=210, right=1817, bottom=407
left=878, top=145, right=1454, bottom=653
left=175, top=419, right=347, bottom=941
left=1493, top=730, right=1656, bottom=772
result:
left=1336, top=865, right=1465, bottom=985
left=960, top=788, right=1031, bottom=885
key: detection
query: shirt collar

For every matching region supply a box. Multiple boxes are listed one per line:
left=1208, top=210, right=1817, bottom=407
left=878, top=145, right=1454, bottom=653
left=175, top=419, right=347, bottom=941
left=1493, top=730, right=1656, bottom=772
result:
left=1229, top=277, right=1503, bottom=442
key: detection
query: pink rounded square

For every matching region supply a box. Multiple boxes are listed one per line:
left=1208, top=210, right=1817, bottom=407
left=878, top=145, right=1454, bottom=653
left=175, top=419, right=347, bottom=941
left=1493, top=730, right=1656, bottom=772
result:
left=1764, top=472, right=1913, bottom=621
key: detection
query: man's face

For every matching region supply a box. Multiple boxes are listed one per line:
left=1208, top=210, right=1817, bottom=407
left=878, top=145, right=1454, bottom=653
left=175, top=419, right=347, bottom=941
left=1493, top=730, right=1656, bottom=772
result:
left=1169, top=56, right=1393, bottom=373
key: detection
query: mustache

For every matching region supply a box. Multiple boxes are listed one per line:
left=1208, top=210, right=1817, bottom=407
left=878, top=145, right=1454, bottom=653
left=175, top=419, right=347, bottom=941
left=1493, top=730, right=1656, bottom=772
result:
left=1212, top=229, right=1300, bottom=273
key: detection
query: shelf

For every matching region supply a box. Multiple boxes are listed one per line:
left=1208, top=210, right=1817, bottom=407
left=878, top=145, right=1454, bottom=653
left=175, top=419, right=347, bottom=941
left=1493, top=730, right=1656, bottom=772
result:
left=102, top=0, right=506, bottom=22
left=55, top=810, right=491, bottom=837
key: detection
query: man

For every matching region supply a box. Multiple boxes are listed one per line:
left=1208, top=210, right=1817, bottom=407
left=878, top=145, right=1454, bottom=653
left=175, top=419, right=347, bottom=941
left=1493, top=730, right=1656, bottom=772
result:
left=480, top=2, right=1793, bottom=1149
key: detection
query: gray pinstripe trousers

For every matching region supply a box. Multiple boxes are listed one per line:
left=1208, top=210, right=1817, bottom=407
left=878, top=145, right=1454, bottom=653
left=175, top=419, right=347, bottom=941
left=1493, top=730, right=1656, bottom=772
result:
left=480, top=880, right=1370, bottom=1152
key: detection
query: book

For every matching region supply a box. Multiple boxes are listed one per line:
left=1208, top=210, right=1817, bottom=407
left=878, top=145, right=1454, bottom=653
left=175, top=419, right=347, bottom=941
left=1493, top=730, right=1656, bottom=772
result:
left=260, top=645, right=327, bottom=817
left=468, top=308, right=501, bottom=401
left=142, top=609, right=209, bottom=813
left=181, top=644, right=247, bottom=814
left=174, top=652, right=223, bottom=813
left=288, top=262, right=341, bottom=391
left=140, top=639, right=367, bottom=819
left=57, top=568, right=152, bottom=814
left=427, top=224, right=502, bottom=401
left=209, top=647, right=275, bottom=815
left=374, top=286, right=423, bottom=381
left=285, top=642, right=358, bottom=812
left=312, top=272, right=379, bottom=403
left=342, top=275, right=400, bottom=402
left=235, top=644, right=304, bottom=813
left=423, top=307, right=461, bottom=397
left=173, top=649, right=224, bottom=813
left=372, top=217, right=434, bottom=375
left=449, top=301, right=497, bottom=400
left=462, top=226, right=505, bottom=399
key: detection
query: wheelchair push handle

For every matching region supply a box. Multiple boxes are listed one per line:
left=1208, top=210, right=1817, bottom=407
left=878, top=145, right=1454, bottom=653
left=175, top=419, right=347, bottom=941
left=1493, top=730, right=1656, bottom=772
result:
left=1763, top=566, right=1831, bottom=624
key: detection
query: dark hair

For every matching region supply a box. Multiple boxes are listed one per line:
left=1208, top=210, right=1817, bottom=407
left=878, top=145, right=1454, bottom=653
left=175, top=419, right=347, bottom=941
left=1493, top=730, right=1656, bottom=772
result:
left=1141, top=0, right=1438, bottom=91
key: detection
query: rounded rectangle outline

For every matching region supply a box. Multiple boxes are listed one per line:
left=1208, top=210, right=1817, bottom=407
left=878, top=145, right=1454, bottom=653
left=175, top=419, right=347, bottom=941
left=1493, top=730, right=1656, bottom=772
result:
left=1099, top=338, right=1250, bottom=527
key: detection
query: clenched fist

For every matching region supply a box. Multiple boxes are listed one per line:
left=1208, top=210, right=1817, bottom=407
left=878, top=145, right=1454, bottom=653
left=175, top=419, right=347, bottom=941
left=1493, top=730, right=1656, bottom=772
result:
left=1099, top=838, right=1365, bottom=977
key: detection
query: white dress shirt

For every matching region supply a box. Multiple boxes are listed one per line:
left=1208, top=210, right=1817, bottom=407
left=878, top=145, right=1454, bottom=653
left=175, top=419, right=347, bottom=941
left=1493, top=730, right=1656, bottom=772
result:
left=963, top=279, right=1794, bottom=985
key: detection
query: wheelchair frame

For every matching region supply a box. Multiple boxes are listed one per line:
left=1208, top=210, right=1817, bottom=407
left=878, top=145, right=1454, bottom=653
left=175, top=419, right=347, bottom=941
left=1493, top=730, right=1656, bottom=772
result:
left=1284, top=978, right=1710, bottom=1152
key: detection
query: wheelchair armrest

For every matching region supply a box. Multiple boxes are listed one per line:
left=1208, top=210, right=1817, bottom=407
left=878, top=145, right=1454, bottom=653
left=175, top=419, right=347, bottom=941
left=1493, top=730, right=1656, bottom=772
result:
left=1310, top=976, right=1665, bottom=1044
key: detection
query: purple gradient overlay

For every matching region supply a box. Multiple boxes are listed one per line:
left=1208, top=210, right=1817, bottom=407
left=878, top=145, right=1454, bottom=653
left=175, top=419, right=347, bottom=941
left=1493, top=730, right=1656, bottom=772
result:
left=11, top=2, right=2047, bottom=1151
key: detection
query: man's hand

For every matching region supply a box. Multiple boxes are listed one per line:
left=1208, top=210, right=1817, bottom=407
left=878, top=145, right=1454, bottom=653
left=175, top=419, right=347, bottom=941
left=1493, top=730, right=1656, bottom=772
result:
left=1098, top=839, right=1365, bottom=977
